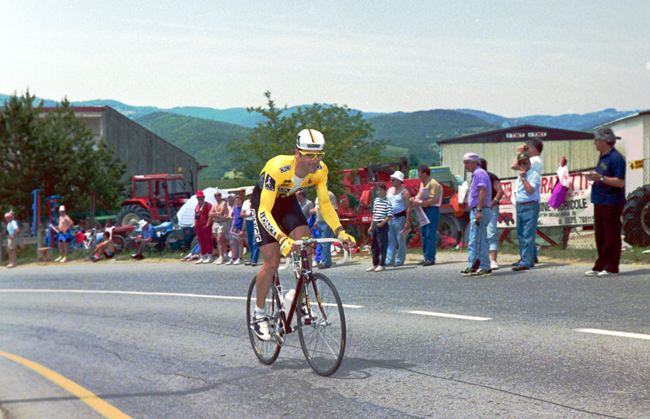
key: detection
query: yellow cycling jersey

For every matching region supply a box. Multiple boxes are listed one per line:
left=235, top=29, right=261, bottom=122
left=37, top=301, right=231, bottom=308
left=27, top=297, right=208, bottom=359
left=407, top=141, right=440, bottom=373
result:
left=253, top=155, right=342, bottom=241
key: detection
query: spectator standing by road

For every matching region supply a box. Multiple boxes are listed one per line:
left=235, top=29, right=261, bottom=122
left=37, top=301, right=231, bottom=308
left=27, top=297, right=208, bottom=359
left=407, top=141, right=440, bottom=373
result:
left=410, top=165, right=442, bottom=267
left=367, top=182, right=393, bottom=272
left=131, top=219, right=157, bottom=260
left=386, top=171, right=412, bottom=267
left=227, top=196, right=244, bottom=265
left=208, top=191, right=228, bottom=264
left=512, top=152, right=541, bottom=272
left=4, top=211, right=20, bottom=268
left=512, top=137, right=544, bottom=265
left=193, top=191, right=213, bottom=264
left=460, top=153, right=493, bottom=277
left=296, top=191, right=314, bottom=220
left=53, top=206, right=73, bottom=263
left=585, top=127, right=626, bottom=277
left=313, top=189, right=339, bottom=269
left=480, top=158, right=504, bottom=270
left=241, top=187, right=259, bottom=266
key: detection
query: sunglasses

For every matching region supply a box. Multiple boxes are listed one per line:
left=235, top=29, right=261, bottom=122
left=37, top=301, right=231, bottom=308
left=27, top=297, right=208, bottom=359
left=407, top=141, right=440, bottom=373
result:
left=298, top=149, right=325, bottom=161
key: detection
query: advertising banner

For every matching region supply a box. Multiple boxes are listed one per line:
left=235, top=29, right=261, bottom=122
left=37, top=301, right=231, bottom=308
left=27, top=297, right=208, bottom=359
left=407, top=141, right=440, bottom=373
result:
left=497, top=171, right=594, bottom=229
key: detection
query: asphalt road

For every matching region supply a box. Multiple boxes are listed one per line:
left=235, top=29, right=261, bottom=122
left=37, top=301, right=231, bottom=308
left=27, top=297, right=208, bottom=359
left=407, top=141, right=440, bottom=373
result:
left=1, top=255, right=649, bottom=419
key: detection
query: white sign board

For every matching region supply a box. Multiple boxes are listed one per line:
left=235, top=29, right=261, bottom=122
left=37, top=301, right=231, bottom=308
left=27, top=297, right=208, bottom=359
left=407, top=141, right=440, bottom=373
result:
left=497, top=171, right=594, bottom=228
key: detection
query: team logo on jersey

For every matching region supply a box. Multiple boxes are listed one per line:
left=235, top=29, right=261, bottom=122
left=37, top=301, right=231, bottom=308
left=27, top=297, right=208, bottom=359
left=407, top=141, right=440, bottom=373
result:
left=257, top=172, right=265, bottom=188
left=281, top=180, right=292, bottom=185
left=307, top=179, right=312, bottom=185
left=264, top=173, right=276, bottom=191
left=259, top=212, right=279, bottom=237
left=252, top=209, right=262, bottom=243
left=279, top=165, right=292, bottom=173
left=278, top=187, right=291, bottom=193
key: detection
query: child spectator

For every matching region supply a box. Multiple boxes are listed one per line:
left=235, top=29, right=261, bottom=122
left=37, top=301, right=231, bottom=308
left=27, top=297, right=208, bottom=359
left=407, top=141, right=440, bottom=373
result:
left=367, top=182, right=393, bottom=272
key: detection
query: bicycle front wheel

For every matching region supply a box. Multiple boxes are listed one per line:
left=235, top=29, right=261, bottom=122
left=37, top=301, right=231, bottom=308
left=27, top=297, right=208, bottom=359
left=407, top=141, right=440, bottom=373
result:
left=246, top=275, right=281, bottom=365
left=298, top=273, right=346, bottom=376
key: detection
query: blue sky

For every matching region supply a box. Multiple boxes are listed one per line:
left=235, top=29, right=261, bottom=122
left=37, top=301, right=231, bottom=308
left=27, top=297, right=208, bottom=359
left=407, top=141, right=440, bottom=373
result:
left=3, top=0, right=649, bottom=116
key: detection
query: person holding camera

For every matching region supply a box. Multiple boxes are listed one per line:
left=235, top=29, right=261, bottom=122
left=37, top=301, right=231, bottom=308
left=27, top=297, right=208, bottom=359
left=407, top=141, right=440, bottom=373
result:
left=511, top=137, right=544, bottom=266
left=512, top=152, right=542, bottom=272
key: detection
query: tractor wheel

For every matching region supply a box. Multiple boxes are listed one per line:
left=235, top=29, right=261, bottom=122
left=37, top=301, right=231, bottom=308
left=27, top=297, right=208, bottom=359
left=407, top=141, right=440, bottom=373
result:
left=438, top=214, right=462, bottom=243
left=117, top=205, right=151, bottom=227
left=622, top=185, right=650, bottom=247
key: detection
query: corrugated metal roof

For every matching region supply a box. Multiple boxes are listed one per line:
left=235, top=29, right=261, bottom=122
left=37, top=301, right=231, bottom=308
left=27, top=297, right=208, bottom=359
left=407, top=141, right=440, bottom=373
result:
left=598, top=109, right=650, bottom=127
left=438, top=124, right=593, bottom=145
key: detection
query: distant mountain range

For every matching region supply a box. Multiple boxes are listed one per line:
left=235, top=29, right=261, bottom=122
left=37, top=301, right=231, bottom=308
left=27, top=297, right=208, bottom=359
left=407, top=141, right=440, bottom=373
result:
left=1, top=93, right=640, bottom=178
left=1, top=93, right=637, bottom=131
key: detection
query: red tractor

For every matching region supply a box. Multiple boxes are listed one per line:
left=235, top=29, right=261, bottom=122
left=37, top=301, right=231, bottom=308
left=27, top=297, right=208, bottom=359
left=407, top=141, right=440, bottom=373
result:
left=116, top=174, right=191, bottom=226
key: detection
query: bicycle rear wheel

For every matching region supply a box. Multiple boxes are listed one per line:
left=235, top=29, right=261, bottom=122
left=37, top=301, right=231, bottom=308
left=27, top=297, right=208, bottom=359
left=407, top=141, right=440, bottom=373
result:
left=246, top=275, right=281, bottom=365
left=297, top=273, right=346, bottom=376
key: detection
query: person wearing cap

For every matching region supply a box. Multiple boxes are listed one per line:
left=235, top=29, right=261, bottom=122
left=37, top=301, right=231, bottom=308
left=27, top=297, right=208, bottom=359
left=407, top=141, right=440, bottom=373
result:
left=585, top=127, right=626, bottom=277
left=386, top=170, right=412, bottom=267
left=471, top=158, right=504, bottom=271
left=250, top=128, right=356, bottom=341
left=460, top=153, right=493, bottom=276
left=131, top=219, right=157, bottom=260
left=4, top=211, right=20, bottom=268
left=240, top=187, right=259, bottom=266
left=410, top=165, right=443, bottom=267
left=53, top=205, right=73, bottom=263
left=512, top=152, right=541, bottom=272
left=192, top=190, right=213, bottom=264
left=208, top=190, right=228, bottom=264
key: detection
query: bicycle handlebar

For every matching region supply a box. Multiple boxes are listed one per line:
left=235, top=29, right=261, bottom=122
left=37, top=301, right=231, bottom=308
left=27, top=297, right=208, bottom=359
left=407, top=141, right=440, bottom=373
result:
left=279, top=238, right=354, bottom=270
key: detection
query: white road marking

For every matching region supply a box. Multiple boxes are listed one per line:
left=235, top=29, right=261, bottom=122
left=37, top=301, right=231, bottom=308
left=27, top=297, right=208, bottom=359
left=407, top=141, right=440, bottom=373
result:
left=575, top=328, right=650, bottom=341
left=403, top=310, right=492, bottom=321
left=0, top=289, right=364, bottom=309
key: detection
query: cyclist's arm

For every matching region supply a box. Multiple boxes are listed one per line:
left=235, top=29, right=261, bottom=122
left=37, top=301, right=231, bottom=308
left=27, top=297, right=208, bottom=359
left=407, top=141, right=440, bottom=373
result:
left=257, top=169, right=287, bottom=241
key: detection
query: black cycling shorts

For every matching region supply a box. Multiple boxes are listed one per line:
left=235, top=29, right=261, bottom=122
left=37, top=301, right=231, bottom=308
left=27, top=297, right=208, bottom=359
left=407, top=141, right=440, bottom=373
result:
left=251, top=194, right=308, bottom=247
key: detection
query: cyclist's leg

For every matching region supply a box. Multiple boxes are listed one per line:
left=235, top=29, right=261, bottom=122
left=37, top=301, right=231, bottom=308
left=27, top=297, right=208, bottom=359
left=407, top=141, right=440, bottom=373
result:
left=255, top=242, right=281, bottom=310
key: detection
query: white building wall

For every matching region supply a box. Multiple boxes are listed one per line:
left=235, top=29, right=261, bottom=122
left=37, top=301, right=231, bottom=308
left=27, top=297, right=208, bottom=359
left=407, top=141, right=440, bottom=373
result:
left=605, top=114, right=650, bottom=194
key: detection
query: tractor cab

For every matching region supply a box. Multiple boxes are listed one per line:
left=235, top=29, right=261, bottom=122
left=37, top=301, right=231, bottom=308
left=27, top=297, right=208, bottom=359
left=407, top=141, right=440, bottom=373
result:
left=117, top=174, right=191, bottom=226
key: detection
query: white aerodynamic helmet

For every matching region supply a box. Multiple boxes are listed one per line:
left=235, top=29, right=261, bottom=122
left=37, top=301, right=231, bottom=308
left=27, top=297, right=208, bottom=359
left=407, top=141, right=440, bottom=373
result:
left=296, top=129, right=325, bottom=153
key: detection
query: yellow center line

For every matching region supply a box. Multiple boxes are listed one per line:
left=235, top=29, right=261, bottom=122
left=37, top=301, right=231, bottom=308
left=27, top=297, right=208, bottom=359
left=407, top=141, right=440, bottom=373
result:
left=0, top=350, right=132, bottom=419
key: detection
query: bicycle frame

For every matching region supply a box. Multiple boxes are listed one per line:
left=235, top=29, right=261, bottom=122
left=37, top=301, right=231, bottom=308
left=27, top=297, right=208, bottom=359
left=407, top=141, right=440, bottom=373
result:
left=274, top=240, right=317, bottom=336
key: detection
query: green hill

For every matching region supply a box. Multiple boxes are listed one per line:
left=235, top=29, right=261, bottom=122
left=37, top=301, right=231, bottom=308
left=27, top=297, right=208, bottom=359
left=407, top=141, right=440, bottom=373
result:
left=367, top=110, right=501, bottom=166
left=134, top=109, right=501, bottom=178
left=134, top=112, right=251, bottom=180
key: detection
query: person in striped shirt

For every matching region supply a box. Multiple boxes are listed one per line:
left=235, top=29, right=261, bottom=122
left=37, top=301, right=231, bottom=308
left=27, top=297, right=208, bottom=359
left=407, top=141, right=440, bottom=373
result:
left=367, top=182, right=393, bottom=272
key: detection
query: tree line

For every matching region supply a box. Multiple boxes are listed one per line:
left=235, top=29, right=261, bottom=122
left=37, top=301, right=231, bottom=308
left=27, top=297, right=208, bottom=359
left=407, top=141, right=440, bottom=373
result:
left=0, top=91, right=126, bottom=221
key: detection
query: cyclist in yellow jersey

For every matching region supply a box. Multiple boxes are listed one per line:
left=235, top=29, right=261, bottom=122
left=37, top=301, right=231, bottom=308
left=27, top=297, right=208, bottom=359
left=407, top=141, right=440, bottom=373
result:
left=251, top=128, right=356, bottom=340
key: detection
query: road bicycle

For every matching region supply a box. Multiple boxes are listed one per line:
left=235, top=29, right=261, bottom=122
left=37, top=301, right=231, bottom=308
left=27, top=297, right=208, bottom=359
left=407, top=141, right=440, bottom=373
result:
left=246, top=237, right=349, bottom=376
